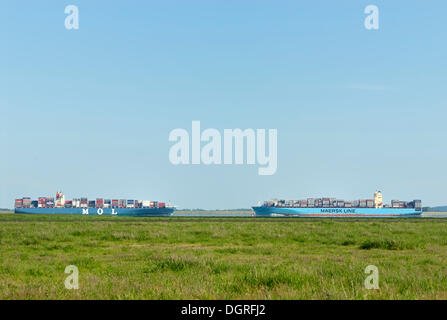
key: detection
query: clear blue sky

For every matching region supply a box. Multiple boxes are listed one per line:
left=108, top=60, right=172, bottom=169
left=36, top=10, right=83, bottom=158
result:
left=1, top=1, right=446, bottom=209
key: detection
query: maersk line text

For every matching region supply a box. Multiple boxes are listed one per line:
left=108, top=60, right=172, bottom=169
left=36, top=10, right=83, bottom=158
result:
left=169, top=121, right=277, bottom=175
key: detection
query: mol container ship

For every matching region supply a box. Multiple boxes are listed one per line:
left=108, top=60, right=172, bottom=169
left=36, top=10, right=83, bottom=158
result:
left=253, top=191, right=422, bottom=217
left=14, top=192, right=174, bottom=217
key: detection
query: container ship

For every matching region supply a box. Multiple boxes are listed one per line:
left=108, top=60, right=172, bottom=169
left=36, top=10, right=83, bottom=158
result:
left=14, top=192, right=174, bottom=217
left=252, top=191, right=422, bottom=217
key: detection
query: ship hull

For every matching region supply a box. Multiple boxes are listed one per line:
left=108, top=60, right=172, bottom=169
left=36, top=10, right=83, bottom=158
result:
left=252, top=206, right=421, bottom=217
left=14, top=207, right=174, bottom=217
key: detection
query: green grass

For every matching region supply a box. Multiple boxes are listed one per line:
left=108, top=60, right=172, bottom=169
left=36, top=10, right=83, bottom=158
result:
left=1, top=212, right=447, bottom=299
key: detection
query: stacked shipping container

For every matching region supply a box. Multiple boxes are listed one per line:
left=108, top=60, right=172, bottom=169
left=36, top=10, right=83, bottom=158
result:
left=263, top=196, right=422, bottom=209
left=15, top=194, right=169, bottom=209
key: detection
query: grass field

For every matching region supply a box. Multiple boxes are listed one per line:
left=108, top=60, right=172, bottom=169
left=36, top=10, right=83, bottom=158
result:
left=1, top=211, right=447, bottom=299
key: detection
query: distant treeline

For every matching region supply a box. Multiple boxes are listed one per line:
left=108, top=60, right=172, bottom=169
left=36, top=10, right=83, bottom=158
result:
left=176, top=208, right=251, bottom=211
left=0, top=208, right=12, bottom=211
left=423, top=206, right=447, bottom=212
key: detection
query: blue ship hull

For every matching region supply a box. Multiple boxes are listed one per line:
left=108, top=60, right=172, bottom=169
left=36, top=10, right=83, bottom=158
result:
left=15, top=207, right=174, bottom=217
left=252, top=206, right=421, bottom=217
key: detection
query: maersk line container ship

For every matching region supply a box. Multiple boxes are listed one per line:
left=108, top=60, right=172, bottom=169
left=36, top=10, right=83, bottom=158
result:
left=252, top=191, right=422, bottom=217
left=14, top=192, right=174, bottom=217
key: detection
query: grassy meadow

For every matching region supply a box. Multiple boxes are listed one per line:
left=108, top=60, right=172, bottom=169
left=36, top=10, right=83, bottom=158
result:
left=1, top=211, right=447, bottom=299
